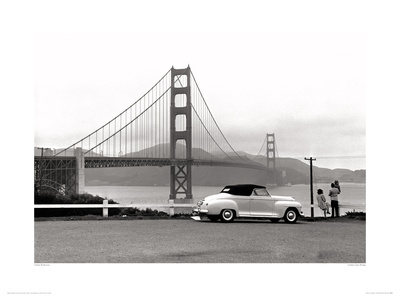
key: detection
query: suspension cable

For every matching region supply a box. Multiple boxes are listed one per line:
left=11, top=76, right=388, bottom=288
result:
left=54, top=68, right=172, bottom=156
left=254, top=134, right=267, bottom=158
left=83, top=79, right=174, bottom=155
left=190, top=70, right=244, bottom=160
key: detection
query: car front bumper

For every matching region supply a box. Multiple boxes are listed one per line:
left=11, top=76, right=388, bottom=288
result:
left=192, top=207, right=208, bottom=217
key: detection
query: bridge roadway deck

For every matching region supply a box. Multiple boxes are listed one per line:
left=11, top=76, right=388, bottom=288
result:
left=35, top=156, right=271, bottom=171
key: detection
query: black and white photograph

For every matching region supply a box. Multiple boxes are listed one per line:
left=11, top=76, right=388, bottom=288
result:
left=2, top=0, right=399, bottom=299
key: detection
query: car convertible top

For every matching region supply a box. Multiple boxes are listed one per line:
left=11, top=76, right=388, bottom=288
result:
left=220, top=184, right=266, bottom=196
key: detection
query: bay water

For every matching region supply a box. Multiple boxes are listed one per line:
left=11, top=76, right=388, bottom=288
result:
left=84, top=182, right=365, bottom=217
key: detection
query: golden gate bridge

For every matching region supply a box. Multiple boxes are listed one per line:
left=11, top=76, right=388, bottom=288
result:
left=34, top=66, right=279, bottom=201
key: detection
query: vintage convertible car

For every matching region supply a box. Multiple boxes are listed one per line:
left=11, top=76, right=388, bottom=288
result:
left=193, top=184, right=304, bottom=223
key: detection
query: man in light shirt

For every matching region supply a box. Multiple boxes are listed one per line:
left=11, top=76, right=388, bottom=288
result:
left=329, top=182, right=340, bottom=218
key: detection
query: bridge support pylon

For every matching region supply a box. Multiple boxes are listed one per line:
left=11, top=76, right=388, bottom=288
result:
left=75, top=147, right=85, bottom=194
left=266, top=133, right=277, bottom=185
left=169, top=66, right=193, bottom=205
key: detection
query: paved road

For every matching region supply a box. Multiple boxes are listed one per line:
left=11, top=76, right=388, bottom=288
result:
left=34, top=218, right=365, bottom=263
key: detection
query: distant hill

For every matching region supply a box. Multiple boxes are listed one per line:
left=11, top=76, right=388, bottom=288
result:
left=85, top=165, right=270, bottom=187
left=275, top=157, right=365, bottom=184
left=83, top=149, right=365, bottom=186
left=34, top=146, right=365, bottom=186
left=246, top=155, right=365, bottom=185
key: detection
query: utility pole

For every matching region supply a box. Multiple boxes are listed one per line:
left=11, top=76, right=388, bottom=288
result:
left=304, top=157, right=316, bottom=218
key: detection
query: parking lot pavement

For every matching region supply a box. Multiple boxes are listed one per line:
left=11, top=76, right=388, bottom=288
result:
left=34, top=218, right=365, bottom=263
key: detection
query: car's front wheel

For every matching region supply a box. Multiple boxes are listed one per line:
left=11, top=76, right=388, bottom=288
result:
left=283, top=208, right=299, bottom=224
left=220, top=209, right=235, bottom=222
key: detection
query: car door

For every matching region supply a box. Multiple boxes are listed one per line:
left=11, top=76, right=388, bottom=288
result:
left=249, top=188, right=275, bottom=216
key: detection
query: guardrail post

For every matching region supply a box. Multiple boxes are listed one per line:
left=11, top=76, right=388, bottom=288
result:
left=103, top=200, right=108, bottom=217
left=169, top=200, right=174, bottom=217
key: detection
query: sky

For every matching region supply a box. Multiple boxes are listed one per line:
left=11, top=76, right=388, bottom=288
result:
left=34, top=33, right=366, bottom=170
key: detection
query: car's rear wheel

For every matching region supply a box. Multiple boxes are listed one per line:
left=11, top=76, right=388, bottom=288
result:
left=220, top=209, right=235, bottom=222
left=208, top=215, right=219, bottom=222
left=283, top=208, right=298, bottom=224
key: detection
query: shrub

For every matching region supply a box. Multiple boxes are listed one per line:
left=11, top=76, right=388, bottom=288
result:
left=345, top=211, right=366, bottom=220
left=119, top=207, right=168, bottom=217
left=34, top=192, right=121, bottom=217
left=120, top=207, right=141, bottom=216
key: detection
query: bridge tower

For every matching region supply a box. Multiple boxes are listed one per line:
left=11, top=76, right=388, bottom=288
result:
left=169, top=66, right=193, bottom=200
left=266, top=133, right=277, bottom=184
left=266, top=133, right=276, bottom=169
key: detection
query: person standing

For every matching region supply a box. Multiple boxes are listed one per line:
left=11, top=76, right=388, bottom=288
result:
left=329, top=183, right=340, bottom=217
left=317, top=189, right=330, bottom=218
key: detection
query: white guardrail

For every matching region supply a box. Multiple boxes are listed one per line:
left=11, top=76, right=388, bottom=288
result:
left=34, top=200, right=197, bottom=217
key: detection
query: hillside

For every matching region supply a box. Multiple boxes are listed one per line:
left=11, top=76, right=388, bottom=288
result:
left=85, top=165, right=270, bottom=187
left=218, top=153, right=366, bottom=185
left=35, top=146, right=365, bottom=186
left=85, top=154, right=365, bottom=187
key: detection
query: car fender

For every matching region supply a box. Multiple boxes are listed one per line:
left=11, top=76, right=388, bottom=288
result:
left=274, top=200, right=302, bottom=218
left=207, top=199, right=239, bottom=216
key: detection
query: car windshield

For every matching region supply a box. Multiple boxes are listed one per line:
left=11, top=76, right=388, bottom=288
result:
left=252, top=188, right=271, bottom=196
